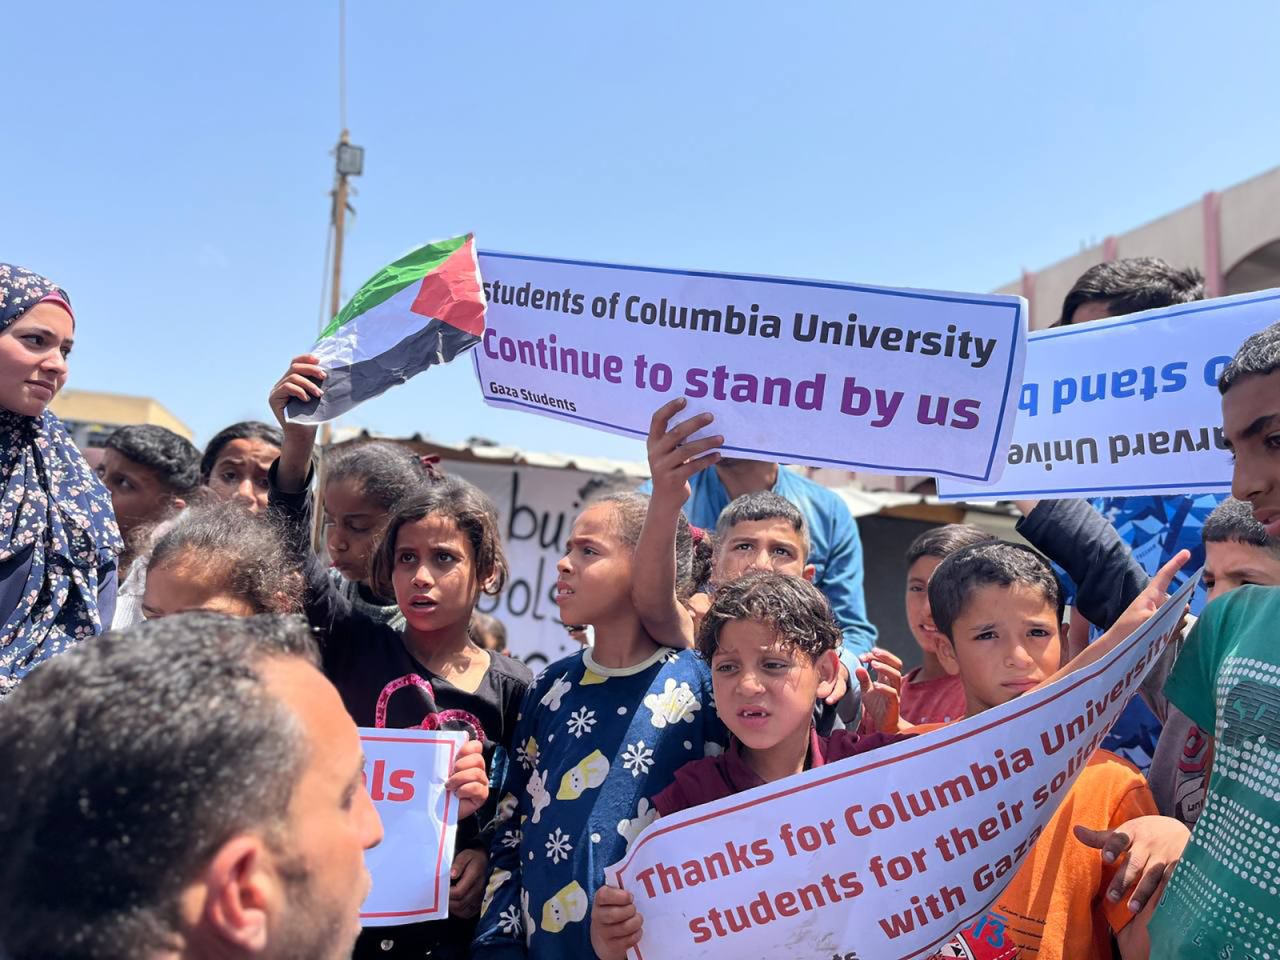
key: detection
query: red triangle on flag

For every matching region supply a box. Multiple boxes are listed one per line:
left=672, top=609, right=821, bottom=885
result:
left=409, top=237, right=486, bottom=337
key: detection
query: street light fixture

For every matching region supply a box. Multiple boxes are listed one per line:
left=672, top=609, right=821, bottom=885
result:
left=336, top=140, right=364, bottom=177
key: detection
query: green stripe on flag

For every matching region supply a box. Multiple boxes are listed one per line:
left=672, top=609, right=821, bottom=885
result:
left=319, top=234, right=471, bottom=340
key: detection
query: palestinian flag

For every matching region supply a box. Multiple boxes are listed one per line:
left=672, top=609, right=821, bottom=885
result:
left=287, top=234, right=486, bottom=424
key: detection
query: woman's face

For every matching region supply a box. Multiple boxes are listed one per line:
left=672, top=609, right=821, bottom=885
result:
left=0, top=303, right=72, bottom=416
left=205, top=437, right=278, bottom=514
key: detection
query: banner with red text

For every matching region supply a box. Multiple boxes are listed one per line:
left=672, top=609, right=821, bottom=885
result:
left=608, top=574, right=1199, bottom=960
left=360, top=728, right=466, bottom=926
left=474, top=253, right=1027, bottom=483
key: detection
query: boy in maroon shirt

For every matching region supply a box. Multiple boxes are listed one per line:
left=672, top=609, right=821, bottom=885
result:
left=590, top=572, right=906, bottom=959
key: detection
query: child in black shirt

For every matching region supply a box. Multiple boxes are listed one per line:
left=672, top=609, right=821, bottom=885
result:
left=269, top=358, right=532, bottom=959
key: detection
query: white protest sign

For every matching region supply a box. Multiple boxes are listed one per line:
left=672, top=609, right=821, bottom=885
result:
left=360, top=728, right=466, bottom=927
left=474, top=253, right=1027, bottom=483
left=938, top=289, right=1280, bottom=501
left=608, top=574, right=1199, bottom=960
left=441, top=460, right=627, bottom=671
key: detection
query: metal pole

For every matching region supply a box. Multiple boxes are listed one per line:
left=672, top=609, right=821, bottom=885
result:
left=314, top=131, right=350, bottom=547
left=329, top=130, right=351, bottom=323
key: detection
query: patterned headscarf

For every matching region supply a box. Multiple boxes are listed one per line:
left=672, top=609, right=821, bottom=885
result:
left=0, top=264, right=123, bottom=696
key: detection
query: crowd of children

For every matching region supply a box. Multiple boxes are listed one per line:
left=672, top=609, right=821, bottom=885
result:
left=6, top=257, right=1278, bottom=960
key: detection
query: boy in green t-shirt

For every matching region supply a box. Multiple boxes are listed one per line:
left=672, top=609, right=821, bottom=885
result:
left=1147, top=321, right=1280, bottom=957
left=1150, top=586, right=1280, bottom=954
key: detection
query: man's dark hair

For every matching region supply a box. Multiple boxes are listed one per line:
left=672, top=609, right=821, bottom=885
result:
left=1218, top=320, right=1280, bottom=395
left=905, top=523, right=996, bottom=567
left=199, top=420, right=284, bottom=484
left=0, top=613, right=320, bottom=960
left=927, top=541, right=1064, bottom=641
left=1057, top=257, right=1205, bottom=327
left=697, top=571, right=842, bottom=662
left=714, top=490, right=810, bottom=557
left=104, top=424, right=201, bottom=496
left=1202, top=497, right=1280, bottom=559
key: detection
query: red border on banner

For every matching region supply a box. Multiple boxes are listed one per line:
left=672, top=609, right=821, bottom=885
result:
left=358, top=733, right=460, bottom=921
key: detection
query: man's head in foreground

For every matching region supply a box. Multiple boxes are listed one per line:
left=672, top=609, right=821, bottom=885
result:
left=927, top=541, right=1065, bottom=717
left=1220, top=320, right=1280, bottom=538
left=0, top=613, right=383, bottom=960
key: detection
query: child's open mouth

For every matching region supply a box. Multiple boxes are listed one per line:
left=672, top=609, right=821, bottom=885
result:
left=409, top=596, right=438, bottom=610
left=736, top=706, right=771, bottom=728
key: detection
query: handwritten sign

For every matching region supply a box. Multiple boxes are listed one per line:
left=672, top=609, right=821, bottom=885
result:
left=360, top=728, right=465, bottom=926
left=938, top=289, right=1280, bottom=500
left=474, top=253, right=1027, bottom=483
left=608, top=575, right=1198, bottom=960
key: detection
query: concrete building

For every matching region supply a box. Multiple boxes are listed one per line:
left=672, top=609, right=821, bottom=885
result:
left=995, top=163, right=1280, bottom=330
left=50, top=390, right=192, bottom=451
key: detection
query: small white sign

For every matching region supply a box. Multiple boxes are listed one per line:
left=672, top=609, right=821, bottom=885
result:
left=359, top=728, right=466, bottom=926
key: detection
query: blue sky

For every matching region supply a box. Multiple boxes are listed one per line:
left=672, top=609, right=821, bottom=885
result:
left=10, top=1, right=1280, bottom=461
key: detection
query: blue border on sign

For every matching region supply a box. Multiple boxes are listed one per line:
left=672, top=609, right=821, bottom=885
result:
left=1029, top=289, right=1280, bottom=342
left=939, top=480, right=1233, bottom=500
left=940, top=288, right=1280, bottom=497
left=475, top=251, right=1026, bottom=482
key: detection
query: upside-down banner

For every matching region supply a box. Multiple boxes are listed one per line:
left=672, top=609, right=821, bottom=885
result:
left=938, top=289, right=1280, bottom=501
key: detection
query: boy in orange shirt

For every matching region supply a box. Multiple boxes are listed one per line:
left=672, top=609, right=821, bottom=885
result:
left=921, top=541, right=1158, bottom=960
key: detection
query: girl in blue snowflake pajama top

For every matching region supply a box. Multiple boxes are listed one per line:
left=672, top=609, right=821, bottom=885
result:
left=472, top=645, right=726, bottom=959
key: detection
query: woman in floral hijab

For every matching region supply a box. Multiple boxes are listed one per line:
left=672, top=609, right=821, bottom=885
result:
left=0, top=264, right=122, bottom=696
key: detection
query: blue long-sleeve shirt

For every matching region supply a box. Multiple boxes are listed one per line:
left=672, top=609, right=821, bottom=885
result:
left=639, top=466, right=877, bottom=657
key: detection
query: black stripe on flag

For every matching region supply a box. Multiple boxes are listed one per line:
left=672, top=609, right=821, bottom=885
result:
left=287, top=317, right=480, bottom=424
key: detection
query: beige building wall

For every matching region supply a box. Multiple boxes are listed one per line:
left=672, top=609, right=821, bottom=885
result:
left=999, top=164, right=1280, bottom=331
left=1220, top=167, right=1280, bottom=270
left=864, top=164, right=1280, bottom=491
left=49, top=390, right=192, bottom=449
left=1115, top=204, right=1205, bottom=275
